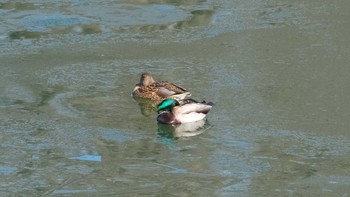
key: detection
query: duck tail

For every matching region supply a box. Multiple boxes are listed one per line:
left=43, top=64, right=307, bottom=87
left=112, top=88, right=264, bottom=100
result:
left=201, top=100, right=215, bottom=106
left=205, top=101, right=215, bottom=106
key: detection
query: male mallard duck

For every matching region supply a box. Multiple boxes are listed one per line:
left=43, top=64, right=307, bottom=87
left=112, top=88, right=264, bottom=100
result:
left=157, top=98, right=214, bottom=124
left=132, top=73, right=191, bottom=102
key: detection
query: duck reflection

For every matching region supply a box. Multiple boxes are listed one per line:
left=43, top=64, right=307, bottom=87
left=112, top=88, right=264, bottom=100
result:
left=157, top=119, right=207, bottom=138
left=133, top=97, right=158, bottom=116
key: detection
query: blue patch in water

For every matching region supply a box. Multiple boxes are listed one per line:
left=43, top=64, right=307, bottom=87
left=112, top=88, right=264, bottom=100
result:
left=21, top=14, right=92, bottom=32
left=154, top=5, right=175, bottom=12
left=53, top=188, right=97, bottom=194
left=0, top=166, right=17, bottom=175
left=167, top=168, right=188, bottom=174
left=69, top=155, right=101, bottom=162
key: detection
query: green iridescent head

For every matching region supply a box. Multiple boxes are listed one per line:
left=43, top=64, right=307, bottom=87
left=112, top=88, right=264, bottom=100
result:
left=157, top=99, right=178, bottom=112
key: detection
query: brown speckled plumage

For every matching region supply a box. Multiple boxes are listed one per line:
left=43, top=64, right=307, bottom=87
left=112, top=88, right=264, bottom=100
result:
left=132, top=73, right=191, bottom=102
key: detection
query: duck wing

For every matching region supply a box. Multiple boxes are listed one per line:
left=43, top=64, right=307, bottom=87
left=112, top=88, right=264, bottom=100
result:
left=154, top=81, right=191, bottom=98
left=156, top=86, right=178, bottom=97
left=159, top=81, right=188, bottom=93
left=175, top=101, right=213, bottom=115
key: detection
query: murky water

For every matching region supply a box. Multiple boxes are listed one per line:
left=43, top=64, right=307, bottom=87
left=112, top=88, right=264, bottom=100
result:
left=1, top=0, right=350, bottom=196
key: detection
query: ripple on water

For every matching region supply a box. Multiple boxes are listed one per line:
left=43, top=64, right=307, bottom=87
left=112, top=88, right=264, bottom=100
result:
left=69, top=4, right=190, bottom=27
left=1, top=0, right=311, bottom=52
left=0, top=166, right=17, bottom=175
left=98, top=128, right=145, bottom=143
left=21, top=13, right=94, bottom=32
left=0, top=83, right=36, bottom=106
left=48, top=92, right=84, bottom=117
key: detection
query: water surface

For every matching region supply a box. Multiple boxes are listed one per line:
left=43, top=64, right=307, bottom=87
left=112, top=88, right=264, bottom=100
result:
left=1, top=0, right=350, bottom=196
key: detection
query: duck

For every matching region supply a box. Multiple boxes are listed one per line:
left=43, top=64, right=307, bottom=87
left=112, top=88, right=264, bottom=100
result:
left=132, top=73, right=191, bottom=102
left=157, top=98, right=214, bottom=124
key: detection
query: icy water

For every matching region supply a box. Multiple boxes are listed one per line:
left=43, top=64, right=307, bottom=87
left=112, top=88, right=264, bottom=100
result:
left=1, top=0, right=350, bottom=196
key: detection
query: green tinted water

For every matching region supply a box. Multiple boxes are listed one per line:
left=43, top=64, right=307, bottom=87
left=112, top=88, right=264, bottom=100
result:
left=1, top=0, right=350, bottom=196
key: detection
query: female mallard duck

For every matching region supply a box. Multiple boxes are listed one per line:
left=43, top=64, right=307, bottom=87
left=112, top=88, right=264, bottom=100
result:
left=132, top=73, right=191, bottom=102
left=157, top=98, right=214, bottom=124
